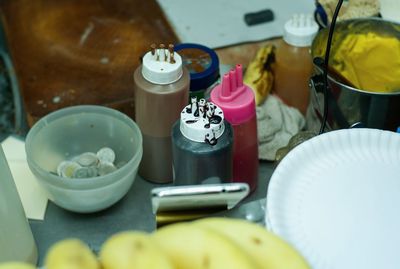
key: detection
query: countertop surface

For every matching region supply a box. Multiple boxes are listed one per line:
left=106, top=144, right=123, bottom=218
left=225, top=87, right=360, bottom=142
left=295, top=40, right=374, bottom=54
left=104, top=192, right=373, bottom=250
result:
left=30, top=161, right=275, bottom=267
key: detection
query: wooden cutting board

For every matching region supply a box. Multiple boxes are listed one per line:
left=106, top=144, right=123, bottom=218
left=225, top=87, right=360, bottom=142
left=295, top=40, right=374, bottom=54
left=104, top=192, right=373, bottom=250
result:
left=0, top=0, right=178, bottom=126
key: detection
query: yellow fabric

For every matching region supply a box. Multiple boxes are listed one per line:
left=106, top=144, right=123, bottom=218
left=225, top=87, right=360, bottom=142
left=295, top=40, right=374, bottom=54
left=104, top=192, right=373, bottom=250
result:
left=332, top=32, right=400, bottom=93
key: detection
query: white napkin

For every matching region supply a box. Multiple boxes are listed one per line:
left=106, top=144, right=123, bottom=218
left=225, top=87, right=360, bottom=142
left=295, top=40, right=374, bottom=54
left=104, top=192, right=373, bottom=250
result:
left=1, top=136, right=48, bottom=220
left=257, top=94, right=305, bottom=161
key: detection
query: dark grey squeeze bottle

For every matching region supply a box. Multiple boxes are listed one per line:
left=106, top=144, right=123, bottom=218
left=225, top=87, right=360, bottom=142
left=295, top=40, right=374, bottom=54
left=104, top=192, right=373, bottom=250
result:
left=134, top=44, right=190, bottom=183
left=171, top=98, right=233, bottom=185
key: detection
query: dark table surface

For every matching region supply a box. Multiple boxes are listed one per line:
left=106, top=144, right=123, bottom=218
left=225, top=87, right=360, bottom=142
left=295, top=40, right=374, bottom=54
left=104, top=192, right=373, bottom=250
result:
left=0, top=0, right=178, bottom=127
left=30, top=161, right=276, bottom=267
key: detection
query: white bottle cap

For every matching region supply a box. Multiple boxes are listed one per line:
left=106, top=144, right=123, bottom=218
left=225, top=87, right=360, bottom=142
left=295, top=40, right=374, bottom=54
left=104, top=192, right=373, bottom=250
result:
left=141, top=48, right=183, bottom=85
left=180, top=98, right=225, bottom=145
left=283, top=14, right=319, bottom=47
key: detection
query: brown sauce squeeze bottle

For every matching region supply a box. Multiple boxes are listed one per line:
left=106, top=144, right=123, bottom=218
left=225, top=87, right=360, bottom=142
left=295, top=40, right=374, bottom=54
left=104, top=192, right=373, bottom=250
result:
left=134, top=44, right=190, bottom=183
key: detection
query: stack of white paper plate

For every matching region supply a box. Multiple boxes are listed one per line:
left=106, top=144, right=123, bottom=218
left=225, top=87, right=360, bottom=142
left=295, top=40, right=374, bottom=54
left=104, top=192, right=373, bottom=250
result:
left=266, top=128, right=400, bottom=269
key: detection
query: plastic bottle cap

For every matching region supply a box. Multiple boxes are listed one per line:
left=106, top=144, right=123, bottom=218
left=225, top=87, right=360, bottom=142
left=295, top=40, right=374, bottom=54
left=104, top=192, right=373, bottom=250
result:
left=174, top=43, right=220, bottom=91
left=210, top=64, right=256, bottom=125
left=141, top=49, right=183, bottom=85
left=283, top=14, right=319, bottom=47
left=180, top=98, right=225, bottom=144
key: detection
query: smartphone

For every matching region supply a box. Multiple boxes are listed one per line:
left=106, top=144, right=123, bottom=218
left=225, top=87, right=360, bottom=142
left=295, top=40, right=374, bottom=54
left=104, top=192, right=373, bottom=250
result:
left=150, top=183, right=250, bottom=214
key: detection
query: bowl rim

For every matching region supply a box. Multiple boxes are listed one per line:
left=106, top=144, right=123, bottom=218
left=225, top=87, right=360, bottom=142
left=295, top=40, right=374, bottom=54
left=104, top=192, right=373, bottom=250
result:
left=25, top=105, right=143, bottom=190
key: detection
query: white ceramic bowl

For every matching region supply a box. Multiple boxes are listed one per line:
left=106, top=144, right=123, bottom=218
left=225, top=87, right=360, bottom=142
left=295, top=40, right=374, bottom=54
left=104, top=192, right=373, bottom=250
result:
left=25, top=105, right=143, bottom=213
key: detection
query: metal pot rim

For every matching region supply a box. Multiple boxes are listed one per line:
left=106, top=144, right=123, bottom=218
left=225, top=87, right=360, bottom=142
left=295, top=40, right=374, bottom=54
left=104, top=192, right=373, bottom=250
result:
left=312, top=17, right=400, bottom=96
left=313, top=65, right=400, bottom=96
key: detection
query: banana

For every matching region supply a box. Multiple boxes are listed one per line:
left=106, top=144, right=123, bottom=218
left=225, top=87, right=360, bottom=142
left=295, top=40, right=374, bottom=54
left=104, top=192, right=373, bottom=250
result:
left=0, top=262, right=35, bottom=269
left=31, top=217, right=310, bottom=269
left=194, top=218, right=310, bottom=269
left=244, top=44, right=276, bottom=106
left=44, top=238, right=100, bottom=269
left=99, top=231, right=173, bottom=269
left=152, top=222, right=260, bottom=269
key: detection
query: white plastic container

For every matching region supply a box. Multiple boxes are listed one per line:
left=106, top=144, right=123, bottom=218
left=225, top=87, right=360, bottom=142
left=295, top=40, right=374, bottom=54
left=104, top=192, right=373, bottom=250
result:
left=0, top=145, right=38, bottom=264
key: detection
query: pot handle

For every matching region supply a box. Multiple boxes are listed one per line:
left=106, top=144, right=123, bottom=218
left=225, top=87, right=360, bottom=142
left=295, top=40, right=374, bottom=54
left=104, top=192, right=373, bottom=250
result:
left=310, top=74, right=351, bottom=129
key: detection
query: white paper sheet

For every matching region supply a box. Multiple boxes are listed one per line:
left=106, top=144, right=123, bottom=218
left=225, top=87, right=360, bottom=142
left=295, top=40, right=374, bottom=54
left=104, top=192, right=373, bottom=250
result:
left=157, top=0, right=315, bottom=48
left=2, top=136, right=48, bottom=220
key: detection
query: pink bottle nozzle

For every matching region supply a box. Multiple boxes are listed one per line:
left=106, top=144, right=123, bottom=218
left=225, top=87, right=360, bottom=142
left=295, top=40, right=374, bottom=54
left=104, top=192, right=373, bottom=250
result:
left=218, top=64, right=246, bottom=101
left=210, top=63, right=256, bottom=125
left=236, top=64, right=243, bottom=88
left=229, top=69, right=237, bottom=92
left=221, top=74, right=231, bottom=97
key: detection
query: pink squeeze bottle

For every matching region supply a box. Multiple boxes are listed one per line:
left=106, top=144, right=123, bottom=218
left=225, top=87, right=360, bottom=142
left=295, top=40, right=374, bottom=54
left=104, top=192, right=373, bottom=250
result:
left=210, top=64, right=258, bottom=192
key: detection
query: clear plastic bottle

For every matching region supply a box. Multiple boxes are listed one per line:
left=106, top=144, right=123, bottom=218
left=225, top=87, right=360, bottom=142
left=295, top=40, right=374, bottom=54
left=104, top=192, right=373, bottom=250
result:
left=134, top=44, right=190, bottom=183
left=273, top=14, right=319, bottom=115
left=0, top=145, right=38, bottom=265
left=210, top=64, right=258, bottom=192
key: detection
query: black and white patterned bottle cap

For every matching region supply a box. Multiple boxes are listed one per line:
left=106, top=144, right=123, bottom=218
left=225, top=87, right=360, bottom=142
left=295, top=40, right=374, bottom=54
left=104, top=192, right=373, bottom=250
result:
left=179, top=97, right=225, bottom=145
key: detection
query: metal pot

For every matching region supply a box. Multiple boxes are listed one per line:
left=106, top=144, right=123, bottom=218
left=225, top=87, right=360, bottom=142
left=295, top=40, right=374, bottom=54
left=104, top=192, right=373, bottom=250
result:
left=307, top=18, right=400, bottom=131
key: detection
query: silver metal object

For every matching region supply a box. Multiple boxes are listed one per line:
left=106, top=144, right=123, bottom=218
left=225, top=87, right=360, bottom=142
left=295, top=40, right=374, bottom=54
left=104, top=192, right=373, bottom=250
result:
left=56, top=148, right=117, bottom=179
left=151, top=183, right=250, bottom=214
left=98, top=162, right=117, bottom=176
left=97, top=147, right=115, bottom=164
left=73, top=167, right=90, bottom=178
left=76, top=152, right=98, bottom=167
left=57, top=161, right=81, bottom=178
left=210, top=198, right=267, bottom=226
left=308, top=18, right=400, bottom=132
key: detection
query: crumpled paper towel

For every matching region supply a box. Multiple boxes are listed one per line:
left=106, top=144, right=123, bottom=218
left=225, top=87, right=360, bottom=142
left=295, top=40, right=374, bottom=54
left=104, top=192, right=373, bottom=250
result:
left=318, top=0, right=380, bottom=22
left=257, top=94, right=305, bottom=161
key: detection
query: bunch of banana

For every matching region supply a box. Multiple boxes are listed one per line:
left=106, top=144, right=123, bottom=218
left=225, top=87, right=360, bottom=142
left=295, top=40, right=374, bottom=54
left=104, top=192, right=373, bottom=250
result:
left=244, top=44, right=276, bottom=106
left=1, top=218, right=310, bottom=269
